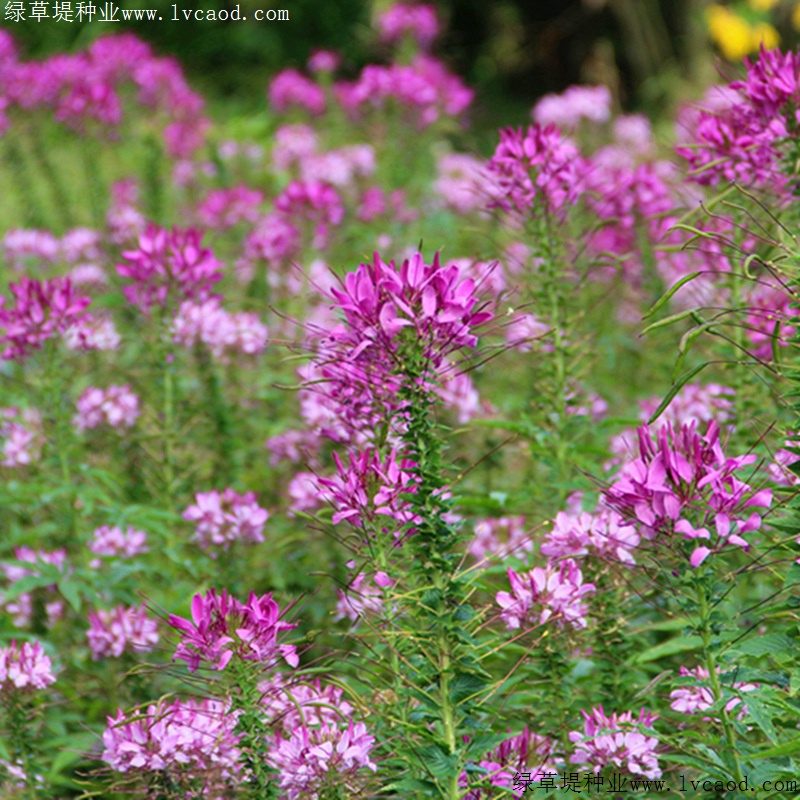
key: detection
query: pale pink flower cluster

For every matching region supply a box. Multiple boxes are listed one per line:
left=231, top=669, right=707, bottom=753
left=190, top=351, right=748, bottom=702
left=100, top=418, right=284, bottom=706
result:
left=669, top=665, right=757, bottom=719
left=107, top=179, right=146, bottom=245
left=2, top=226, right=101, bottom=269
left=541, top=509, right=640, bottom=566
left=87, top=604, right=159, bottom=659
left=0, top=640, right=56, bottom=692
left=63, top=314, right=121, bottom=351
left=468, top=516, right=532, bottom=561
left=287, top=470, right=332, bottom=514
left=0, top=407, right=42, bottom=467
left=1, top=546, right=67, bottom=628
left=505, top=313, right=552, bottom=352
left=101, top=697, right=242, bottom=784
left=172, top=299, right=268, bottom=361
left=272, top=123, right=319, bottom=171
left=268, top=720, right=377, bottom=800
left=299, top=144, right=376, bottom=188
left=89, top=525, right=149, bottom=560
left=74, top=385, right=140, bottom=431
left=376, top=3, right=439, bottom=48
left=434, top=153, right=496, bottom=214
left=497, top=559, right=596, bottom=631
left=569, top=706, right=661, bottom=779
left=168, top=588, right=298, bottom=672
left=335, top=571, right=394, bottom=622
left=260, top=674, right=354, bottom=730
left=533, top=85, right=612, bottom=128
left=183, top=488, right=269, bottom=552
left=197, top=185, right=264, bottom=229
left=435, top=370, right=482, bottom=424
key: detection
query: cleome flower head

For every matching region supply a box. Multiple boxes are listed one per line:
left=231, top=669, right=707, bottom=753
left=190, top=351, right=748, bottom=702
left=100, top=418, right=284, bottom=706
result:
left=329, top=251, right=493, bottom=364
left=0, top=276, right=91, bottom=361
left=268, top=719, right=377, bottom=800
left=604, top=420, right=771, bottom=567
left=183, top=488, right=269, bottom=552
left=116, top=224, right=223, bottom=312
left=569, top=706, right=661, bottom=779
left=497, top=559, right=596, bottom=631
left=0, top=640, right=56, bottom=692
left=168, top=587, right=298, bottom=672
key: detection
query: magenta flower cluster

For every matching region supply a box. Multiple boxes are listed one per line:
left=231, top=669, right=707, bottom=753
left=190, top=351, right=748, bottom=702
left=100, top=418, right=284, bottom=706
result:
left=0, top=276, right=91, bottom=361
left=168, top=588, right=298, bottom=672
left=182, top=488, right=269, bottom=552
left=376, top=2, right=440, bottom=49
left=116, top=224, right=223, bottom=313
left=486, top=123, right=585, bottom=215
left=604, top=421, right=772, bottom=567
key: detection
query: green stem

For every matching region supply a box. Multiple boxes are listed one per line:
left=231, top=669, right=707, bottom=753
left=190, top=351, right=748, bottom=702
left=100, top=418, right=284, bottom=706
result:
left=696, top=586, right=744, bottom=785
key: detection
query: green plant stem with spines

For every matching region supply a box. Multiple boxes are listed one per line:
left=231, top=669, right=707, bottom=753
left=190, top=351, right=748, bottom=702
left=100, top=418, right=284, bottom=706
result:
left=229, top=661, right=279, bottom=800
left=391, top=338, right=483, bottom=799
left=2, top=692, right=38, bottom=800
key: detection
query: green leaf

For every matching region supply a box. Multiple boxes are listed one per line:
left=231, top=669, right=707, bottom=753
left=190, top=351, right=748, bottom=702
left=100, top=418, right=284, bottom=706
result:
left=57, top=578, right=83, bottom=613
left=647, top=364, right=711, bottom=424
left=450, top=672, right=489, bottom=706
left=415, top=744, right=460, bottom=780
left=629, top=635, right=703, bottom=664
left=730, top=633, right=795, bottom=658
left=752, top=737, right=800, bottom=759
left=643, top=272, right=703, bottom=319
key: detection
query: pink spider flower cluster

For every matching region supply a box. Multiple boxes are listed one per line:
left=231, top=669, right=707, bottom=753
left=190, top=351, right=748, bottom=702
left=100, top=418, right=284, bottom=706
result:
left=197, top=185, right=264, bottom=230
left=569, top=706, right=661, bottom=779
left=497, top=559, right=596, bottom=631
left=334, top=55, right=473, bottom=128
left=604, top=421, right=772, bottom=567
left=0, top=640, right=56, bottom=692
left=533, top=84, right=612, bottom=129
left=329, top=251, right=493, bottom=367
left=168, top=588, right=298, bottom=672
left=541, top=509, right=640, bottom=566
left=172, top=299, right=268, bottom=361
left=259, top=674, right=354, bottom=731
left=669, top=665, right=757, bottom=719
left=182, top=488, right=269, bottom=552
left=63, top=314, right=121, bottom=352
left=468, top=516, right=533, bottom=561
left=317, top=448, right=420, bottom=535
left=462, top=728, right=558, bottom=798
left=268, top=719, right=377, bottom=800
left=73, top=385, right=140, bottom=431
left=335, top=571, right=394, bottom=622
left=101, top=697, right=242, bottom=784
left=86, top=604, right=159, bottom=660
left=0, top=276, right=91, bottom=361
left=0, top=406, right=42, bottom=468
left=486, top=123, right=585, bottom=216
left=676, top=48, right=800, bottom=192
left=376, top=3, right=440, bottom=49
left=116, top=224, right=223, bottom=313
left=268, top=68, right=326, bottom=115
left=88, top=525, right=149, bottom=562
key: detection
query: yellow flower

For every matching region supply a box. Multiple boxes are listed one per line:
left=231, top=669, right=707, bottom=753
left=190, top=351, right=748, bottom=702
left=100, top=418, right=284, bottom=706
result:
left=750, top=22, right=780, bottom=51
left=706, top=5, right=755, bottom=60
left=748, top=0, right=778, bottom=11
left=793, top=2, right=800, bottom=32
